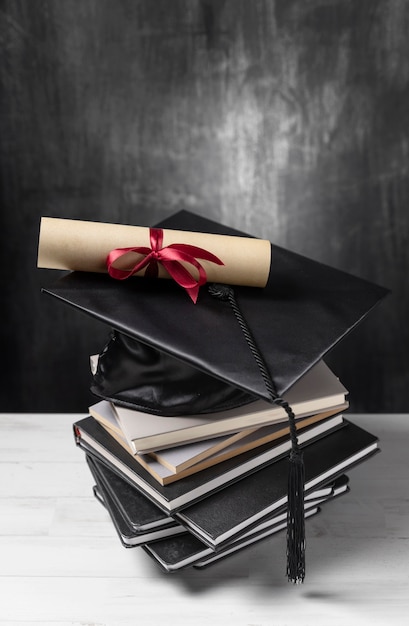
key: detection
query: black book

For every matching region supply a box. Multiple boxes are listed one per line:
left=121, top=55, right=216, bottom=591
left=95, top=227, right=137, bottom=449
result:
left=73, top=413, right=345, bottom=513
left=192, top=476, right=350, bottom=571
left=142, top=507, right=322, bottom=572
left=91, top=474, right=348, bottom=570
left=86, top=455, right=185, bottom=547
left=141, top=476, right=349, bottom=572
left=88, top=445, right=349, bottom=560
left=305, top=473, right=350, bottom=503
left=175, top=420, right=378, bottom=548
left=86, top=453, right=175, bottom=532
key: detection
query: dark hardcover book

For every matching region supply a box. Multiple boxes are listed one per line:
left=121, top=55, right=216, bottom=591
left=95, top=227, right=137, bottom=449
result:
left=73, top=413, right=346, bottom=513
left=90, top=473, right=349, bottom=570
left=86, top=455, right=185, bottom=547
left=304, top=473, right=350, bottom=504
left=193, top=476, right=351, bottom=570
left=86, top=454, right=176, bottom=532
left=92, top=484, right=104, bottom=505
left=142, top=506, right=322, bottom=573
left=175, top=420, right=378, bottom=548
left=91, top=440, right=349, bottom=540
left=89, top=442, right=349, bottom=556
left=142, top=474, right=350, bottom=571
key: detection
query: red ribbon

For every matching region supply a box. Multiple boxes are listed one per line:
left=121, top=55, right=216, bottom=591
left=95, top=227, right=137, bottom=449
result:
left=106, top=227, right=224, bottom=303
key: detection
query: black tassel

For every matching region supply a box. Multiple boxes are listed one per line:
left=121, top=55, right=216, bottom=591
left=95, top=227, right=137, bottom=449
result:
left=208, top=283, right=306, bottom=583
left=286, top=449, right=306, bottom=583
left=274, top=397, right=306, bottom=583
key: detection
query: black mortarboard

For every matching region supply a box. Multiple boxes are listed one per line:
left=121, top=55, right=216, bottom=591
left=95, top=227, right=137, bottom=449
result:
left=40, top=209, right=389, bottom=582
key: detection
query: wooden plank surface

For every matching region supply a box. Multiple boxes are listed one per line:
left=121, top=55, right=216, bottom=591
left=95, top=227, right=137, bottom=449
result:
left=0, top=412, right=408, bottom=625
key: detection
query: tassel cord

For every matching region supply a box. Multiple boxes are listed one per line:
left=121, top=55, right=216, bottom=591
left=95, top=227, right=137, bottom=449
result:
left=208, top=283, right=300, bottom=445
left=208, top=283, right=305, bottom=583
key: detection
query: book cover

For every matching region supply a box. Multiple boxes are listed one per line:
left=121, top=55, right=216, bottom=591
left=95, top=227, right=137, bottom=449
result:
left=305, top=473, right=349, bottom=502
left=175, top=420, right=379, bottom=548
left=193, top=511, right=320, bottom=570
left=86, top=455, right=185, bottom=547
left=91, top=468, right=348, bottom=570
left=193, top=477, right=351, bottom=570
left=88, top=441, right=348, bottom=544
left=85, top=454, right=176, bottom=532
left=142, top=507, right=321, bottom=572
left=89, top=398, right=124, bottom=438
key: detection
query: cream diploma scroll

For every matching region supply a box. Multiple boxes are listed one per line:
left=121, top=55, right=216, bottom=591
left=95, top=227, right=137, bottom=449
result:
left=37, top=217, right=271, bottom=288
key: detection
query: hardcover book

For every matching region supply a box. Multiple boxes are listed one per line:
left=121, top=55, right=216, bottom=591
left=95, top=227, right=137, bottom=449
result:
left=86, top=455, right=185, bottom=547
left=85, top=455, right=176, bottom=532
left=175, top=420, right=378, bottom=548
left=193, top=476, right=350, bottom=570
left=88, top=445, right=349, bottom=555
left=90, top=466, right=349, bottom=570
left=142, top=508, right=321, bottom=572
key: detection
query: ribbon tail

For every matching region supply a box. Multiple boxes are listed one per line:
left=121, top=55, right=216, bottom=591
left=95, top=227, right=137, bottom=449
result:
left=161, top=259, right=203, bottom=303
left=185, top=285, right=200, bottom=304
left=144, top=259, right=159, bottom=279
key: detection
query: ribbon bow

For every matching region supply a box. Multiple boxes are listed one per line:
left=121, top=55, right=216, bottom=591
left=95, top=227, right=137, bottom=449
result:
left=106, top=227, right=224, bottom=303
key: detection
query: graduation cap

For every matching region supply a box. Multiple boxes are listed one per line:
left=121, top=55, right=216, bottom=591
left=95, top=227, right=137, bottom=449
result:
left=38, top=210, right=389, bottom=583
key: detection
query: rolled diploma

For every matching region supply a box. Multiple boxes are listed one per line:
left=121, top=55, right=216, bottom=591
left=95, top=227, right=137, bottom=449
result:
left=37, top=217, right=271, bottom=288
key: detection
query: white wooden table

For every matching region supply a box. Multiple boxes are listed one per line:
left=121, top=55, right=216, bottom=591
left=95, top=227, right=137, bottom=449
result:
left=0, top=413, right=408, bottom=626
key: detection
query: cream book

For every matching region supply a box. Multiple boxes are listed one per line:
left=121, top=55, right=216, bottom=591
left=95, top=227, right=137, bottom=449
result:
left=91, top=403, right=347, bottom=484
left=109, top=360, right=347, bottom=453
left=149, top=404, right=347, bottom=473
left=98, top=412, right=346, bottom=486
left=90, top=400, right=259, bottom=469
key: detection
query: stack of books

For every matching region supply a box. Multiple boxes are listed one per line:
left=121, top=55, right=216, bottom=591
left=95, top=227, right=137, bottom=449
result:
left=39, top=209, right=387, bottom=577
left=73, top=358, right=379, bottom=572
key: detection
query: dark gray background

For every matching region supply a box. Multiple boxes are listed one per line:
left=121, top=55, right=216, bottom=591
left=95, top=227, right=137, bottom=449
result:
left=1, top=0, right=407, bottom=413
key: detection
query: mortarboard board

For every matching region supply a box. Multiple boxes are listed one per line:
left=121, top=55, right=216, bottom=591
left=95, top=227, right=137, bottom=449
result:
left=40, top=210, right=388, bottom=406
left=39, top=209, right=389, bottom=582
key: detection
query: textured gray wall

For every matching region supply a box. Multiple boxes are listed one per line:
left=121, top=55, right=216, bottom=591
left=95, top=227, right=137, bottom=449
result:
left=1, top=0, right=407, bottom=412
